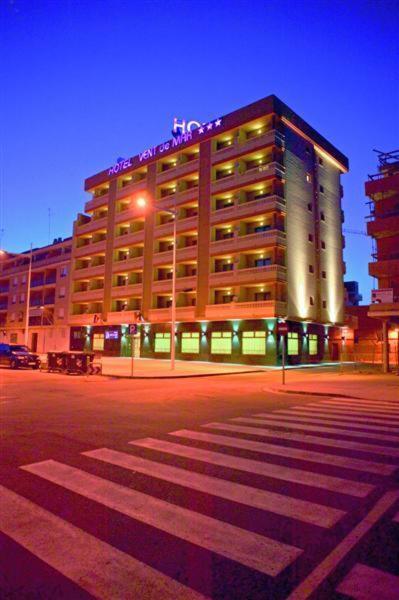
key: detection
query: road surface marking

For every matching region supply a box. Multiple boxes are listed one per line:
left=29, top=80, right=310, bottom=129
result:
left=393, top=511, right=399, bottom=523
left=274, top=409, right=399, bottom=430
left=294, top=405, right=399, bottom=422
left=0, top=484, right=206, bottom=600
left=232, top=417, right=399, bottom=443
left=170, top=430, right=396, bottom=475
left=318, top=401, right=399, bottom=416
left=328, top=398, right=399, bottom=409
left=336, top=563, right=399, bottom=599
left=256, top=412, right=399, bottom=434
left=286, top=490, right=399, bottom=600
left=21, top=459, right=301, bottom=577
left=84, top=448, right=344, bottom=528
left=288, top=405, right=399, bottom=424
left=202, top=423, right=399, bottom=458
left=130, top=438, right=373, bottom=497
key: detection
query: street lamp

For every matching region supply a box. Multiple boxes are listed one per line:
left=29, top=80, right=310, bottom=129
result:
left=135, top=195, right=177, bottom=370
left=0, top=245, right=33, bottom=347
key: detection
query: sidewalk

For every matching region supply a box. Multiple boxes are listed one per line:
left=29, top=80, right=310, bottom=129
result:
left=271, top=371, right=399, bottom=402
left=101, top=357, right=266, bottom=378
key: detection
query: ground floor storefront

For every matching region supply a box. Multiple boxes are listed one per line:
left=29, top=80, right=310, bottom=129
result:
left=70, top=319, right=332, bottom=366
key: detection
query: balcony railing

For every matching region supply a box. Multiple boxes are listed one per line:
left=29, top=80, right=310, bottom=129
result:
left=205, top=300, right=286, bottom=319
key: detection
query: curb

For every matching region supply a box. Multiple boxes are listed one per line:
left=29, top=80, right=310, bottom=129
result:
left=271, top=388, right=378, bottom=401
left=103, top=369, right=265, bottom=380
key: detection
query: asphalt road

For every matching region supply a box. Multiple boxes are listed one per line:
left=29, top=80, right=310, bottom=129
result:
left=1, top=368, right=399, bottom=599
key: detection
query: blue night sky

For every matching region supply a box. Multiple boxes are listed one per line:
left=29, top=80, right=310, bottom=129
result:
left=1, top=0, right=398, bottom=302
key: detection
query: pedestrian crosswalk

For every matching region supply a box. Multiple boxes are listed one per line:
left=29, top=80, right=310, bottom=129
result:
left=336, top=563, right=399, bottom=600
left=2, top=395, right=399, bottom=599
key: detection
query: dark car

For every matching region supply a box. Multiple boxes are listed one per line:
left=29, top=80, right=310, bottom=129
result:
left=0, top=344, right=41, bottom=369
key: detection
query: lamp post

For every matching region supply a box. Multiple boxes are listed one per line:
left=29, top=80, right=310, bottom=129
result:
left=136, top=196, right=177, bottom=370
left=0, top=245, right=33, bottom=348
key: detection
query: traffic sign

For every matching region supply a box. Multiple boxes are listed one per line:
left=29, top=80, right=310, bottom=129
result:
left=129, top=323, right=138, bottom=335
left=277, top=322, right=289, bottom=335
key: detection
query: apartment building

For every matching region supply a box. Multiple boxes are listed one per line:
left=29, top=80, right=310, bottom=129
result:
left=69, top=94, right=348, bottom=365
left=366, top=150, right=399, bottom=371
left=0, top=238, right=72, bottom=352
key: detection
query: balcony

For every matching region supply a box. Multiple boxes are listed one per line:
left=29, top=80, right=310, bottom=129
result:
left=152, top=275, right=196, bottom=294
left=211, top=195, right=285, bottom=226
left=107, top=310, right=139, bottom=325
left=154, top=215, right=198, bottom=237
left=68, top=312, right=99, bottom=326
left=111, top=283, right=142, bottom=299
left=147, top=306, right=196, bottom=323
left=156, top=187, right=198, bottom=211
left=74, top=239, right=107, bottom=258
left=113, top=230, right=145, bottom=249
left=72, top=263, right=105, bottom=280
left=205, top=300, right=287, bottom=320
left=152, top=244, right=197, bottom=266
left=76, top=215, right=108, bottom=236
left=156, top=158, right=199, bottom=185
left=211, top=162, right=285, bottom=195
left=84, top=192, right=109, bottom=213
left=71, top=288, right=104, bottom=303
left=210, top=229, right=285, bottom=255
left=368, top=301, right=399, bottom=318
left=367, top=214, right=399, bottom=237
left=369, top=257, right=399, bottom=278
left=211, top=129, right=279, bottom=164
left=115, top=177, right=147, bottom=200
left=112, top=256, right=144, bottom=273
left=209, top=264, right=286, bottom=287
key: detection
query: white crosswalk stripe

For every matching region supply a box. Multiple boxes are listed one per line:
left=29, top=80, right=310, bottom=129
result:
left=336, top=563, right=399, bottom=599
left=274, top=409, right=399, bottom=431
left=317, top=401, right=399, bottom=416
left=231, top=416, right=399, bottom=443
left=255, top=412, right=399, bottom=434
left=325, top=398, right=399, bottom=409
left=0, top=484, right=206, bottom=600
left=130, top=437, right=374, bottom=497
left=170, top=429, right=397, bottom=475
left=21, top=459, right=301, bottom=577
left=285, top=405, right=399, bottom=423
left=84, top=447, right=344, bottom=528
left=302, top=404, right=399, bottom=421
left=202, top=422, right=399, bottom=458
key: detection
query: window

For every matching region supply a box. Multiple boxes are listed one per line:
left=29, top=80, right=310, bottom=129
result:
left=20, top=293, right=25, bottom=303
left=13, top=277, right=18, bottom=286
left=309, top=265, right=314, bottom=274
left=211, top=331, right=232, bottom=355
left=321, top=240, right=326, bottom=249
left=58, top=308, right=65, bottom=318
left=255, top=291, right=271, bottom=301
left=310, top=296, right=314, bottom=306
left=60, top=267, right=68, bottom=278
left=320, top=212, right=325, bottom=221
left=11, top=295, right=16, bottom=304
left=319, top=185, right=324, bottom=193
left=306, top=173, right=312, bottom=183
left=255, top=257, right=272, bottom=267
left=242, top=331, right=266, bottom=355
left=10, top=312, right=16, bottom=322
left=318, top=157, right=324, bottom=166
left=322, top=271, right=326, bottom=279
left=307, top=203, right=312, bottom=211
left=21, top=275, right=26, bottom=284
left=155, top=332, right=171, bottom=353
left=254, top=225, right=270, bottom=233
left=309, top=334, right=318, bottom=355
left=10, top=333, right=17, bottom=343
left=93, top=333, right=104, bottom=351
left=308, top=234, right=313, bottom=242
left=181, top=332, right=200, bottom=354
left=287, top=332, right=299, bottom=355
left=59, top=286, right=66, bottom=298
left=322, top=300, right=327, bottom=309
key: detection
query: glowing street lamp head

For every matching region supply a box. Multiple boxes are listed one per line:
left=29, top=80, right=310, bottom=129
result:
left=136, top=196, right=147, bottom=209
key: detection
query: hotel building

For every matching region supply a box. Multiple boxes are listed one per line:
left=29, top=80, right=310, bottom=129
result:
left=0, top=238, right=72, bottom=352
left=69, top=94, right=348, bottom=365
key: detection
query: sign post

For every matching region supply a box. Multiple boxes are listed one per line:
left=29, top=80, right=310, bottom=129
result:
left=129, top=323, right=138, bottom=377
left=277, top=322, right=289, bottom=385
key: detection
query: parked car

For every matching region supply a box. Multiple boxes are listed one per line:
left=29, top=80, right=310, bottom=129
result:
left=0, top=344, right=41, bottom=369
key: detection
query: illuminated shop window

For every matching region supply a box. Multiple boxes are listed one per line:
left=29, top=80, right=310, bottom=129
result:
left=309, top=334, right=318, bottom=355
left=211, top=331, right=232, bottom=355
left=93, top=333, right=104, bottom=351
left=242, top=331, right=266, bottom=355
left=155, top=332, right=171, bottom=353
left=287, top=332, right=299, bottom=356
left=181, top=332, right=200, bottom=354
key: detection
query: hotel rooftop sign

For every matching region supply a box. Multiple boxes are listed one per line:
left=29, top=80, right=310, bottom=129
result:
left=107, top=117, right=222, bottom=176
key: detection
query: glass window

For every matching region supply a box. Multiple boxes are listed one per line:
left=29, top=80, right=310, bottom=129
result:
left=181, top=332, right=200, bottom=354
left=242, top=331, right=266, bottom=355
left=93, top=333, right=104, bottom=351
left=287, top=332, right=299, bottom=355
left=10, top=333, right=17, bottom=343
left=155, top=332, right=170, bottom=353
left=211, top=331, right=232, bottom=355
left=309, top=334, right=318, bottom=355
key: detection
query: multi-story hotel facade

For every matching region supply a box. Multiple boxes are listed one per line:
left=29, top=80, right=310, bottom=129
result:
left=69, top=94, right=348, bottom=365
left=0, top=238, right=72, bottom=352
